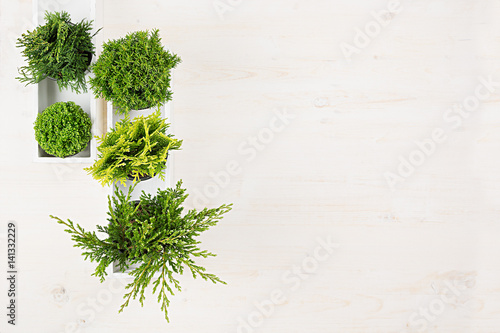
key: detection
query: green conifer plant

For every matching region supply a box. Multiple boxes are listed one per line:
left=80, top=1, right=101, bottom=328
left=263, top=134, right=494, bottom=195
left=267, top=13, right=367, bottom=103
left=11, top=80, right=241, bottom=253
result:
left=85, top=111, right=182, bottom=186
left=51, top=181, right=232, bottom=321
left=16, top=11, right=99, bottom=93
left=89, top=29, right=181, bottom=114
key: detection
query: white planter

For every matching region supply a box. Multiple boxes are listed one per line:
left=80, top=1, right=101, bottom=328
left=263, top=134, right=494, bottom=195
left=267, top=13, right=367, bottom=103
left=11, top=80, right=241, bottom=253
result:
left=105, top=101, right=174, bottom=277
left=32, top=0, right=97, bottom=163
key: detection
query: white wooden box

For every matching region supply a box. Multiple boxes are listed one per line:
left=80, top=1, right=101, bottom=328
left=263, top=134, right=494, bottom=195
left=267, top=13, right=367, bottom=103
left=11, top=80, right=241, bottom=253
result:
left=32, top=0, right=97, bottom=163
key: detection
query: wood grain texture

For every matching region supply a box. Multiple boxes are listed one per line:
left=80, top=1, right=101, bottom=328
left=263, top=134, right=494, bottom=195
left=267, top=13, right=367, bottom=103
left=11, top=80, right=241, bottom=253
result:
left=1, top=0, right=500, bottom=332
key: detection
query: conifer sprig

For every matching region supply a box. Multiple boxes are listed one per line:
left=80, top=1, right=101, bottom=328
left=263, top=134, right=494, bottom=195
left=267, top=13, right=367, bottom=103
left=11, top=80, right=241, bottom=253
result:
left=17, top=11, right=99, bottom=93
left=52, top=181, right=232, bottom=321
left=85, top=110, right=182, bottom=186
left=89, top=29, right=181, bottom=114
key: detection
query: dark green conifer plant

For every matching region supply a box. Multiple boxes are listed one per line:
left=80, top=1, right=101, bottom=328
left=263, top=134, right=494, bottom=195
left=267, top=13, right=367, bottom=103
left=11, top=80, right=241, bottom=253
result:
left=16, top=11, right=99, bottom=93
left=51, top=181, right=232, bottom=321
left=85, top=111, right=182, bottom=186
left=34, top=101, right=92, bottom=157
left=88, top=29, right=181, bottom=114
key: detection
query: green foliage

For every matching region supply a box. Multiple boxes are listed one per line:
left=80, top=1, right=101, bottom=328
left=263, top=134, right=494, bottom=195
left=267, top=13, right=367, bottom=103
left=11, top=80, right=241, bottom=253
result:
left=34, top=101, right=92, bottom=158
left=85, top=111, right=182, bottom=186
left=51, top=180, right=232, bottom=321
left=16, top=11, right=99, bottom=93
left=89, top=29, right=181, bottom=114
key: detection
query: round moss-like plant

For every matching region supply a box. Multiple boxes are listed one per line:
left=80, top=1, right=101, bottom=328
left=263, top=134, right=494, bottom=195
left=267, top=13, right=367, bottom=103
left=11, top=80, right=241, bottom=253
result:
left=16, top=11, right=99, bottom=93
left=35, top=101, right=92, bottom=158
left=89, top=29, right=181, bottom=114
